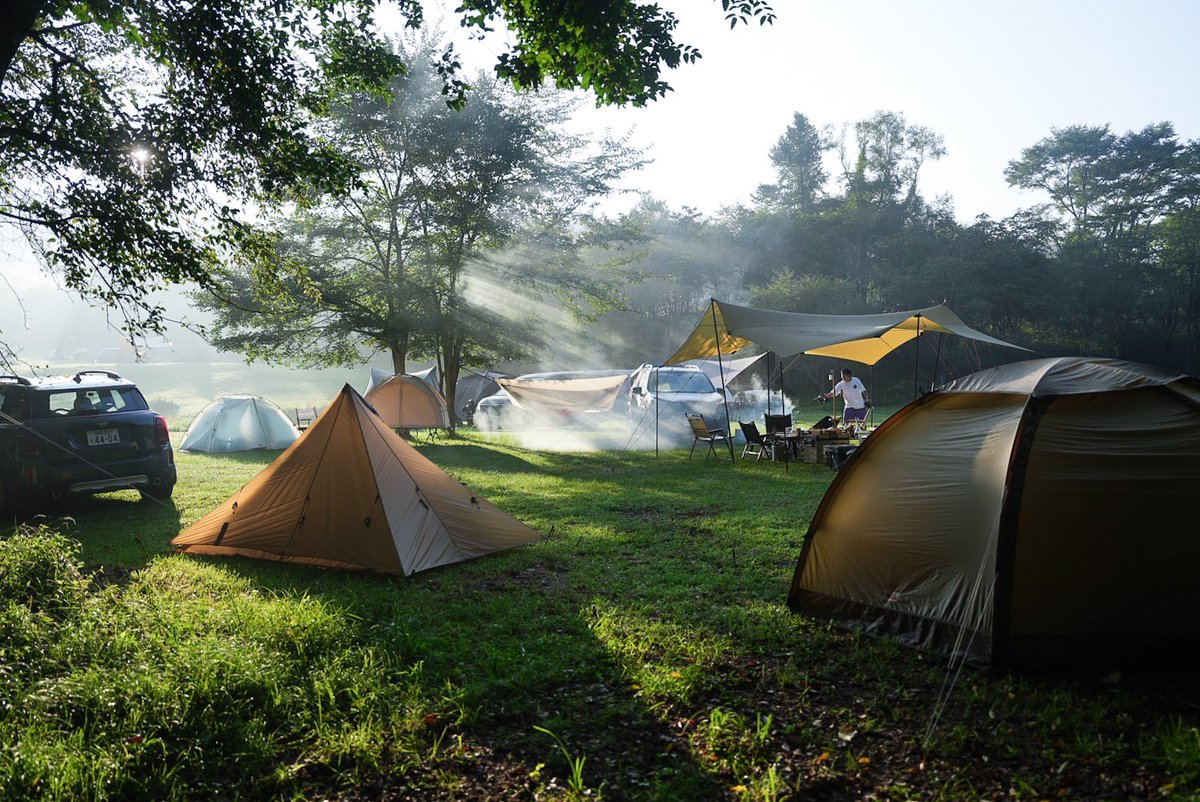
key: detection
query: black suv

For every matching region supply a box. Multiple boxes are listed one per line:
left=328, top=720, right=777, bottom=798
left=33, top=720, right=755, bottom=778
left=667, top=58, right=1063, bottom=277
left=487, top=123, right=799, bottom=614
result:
left=0, top=371, right=176, bottom=512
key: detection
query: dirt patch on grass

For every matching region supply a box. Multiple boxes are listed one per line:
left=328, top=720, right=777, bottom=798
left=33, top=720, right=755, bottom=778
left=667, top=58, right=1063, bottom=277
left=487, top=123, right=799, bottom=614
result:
left=88, top=564, right=135, bottom=589
left=615, top=504, right=723, bottom=523
left=671, top=505, right=722, bottom=520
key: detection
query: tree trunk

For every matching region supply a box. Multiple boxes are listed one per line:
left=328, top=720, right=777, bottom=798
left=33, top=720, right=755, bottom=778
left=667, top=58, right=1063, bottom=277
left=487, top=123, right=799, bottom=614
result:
left=440, top=331, right=466, bottom=434
left=389, top=343, right=407, bottom=374
left=0, top=0, right=45, bottom=88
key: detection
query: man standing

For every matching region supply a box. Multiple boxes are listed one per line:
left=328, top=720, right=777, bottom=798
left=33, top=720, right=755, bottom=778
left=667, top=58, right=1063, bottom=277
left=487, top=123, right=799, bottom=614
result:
left=823, top=368, right=871, bottom=424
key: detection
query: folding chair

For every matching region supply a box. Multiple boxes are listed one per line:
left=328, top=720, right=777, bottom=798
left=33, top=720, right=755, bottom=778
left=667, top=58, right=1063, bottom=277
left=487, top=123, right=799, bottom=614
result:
left=738, top=421, right=768, bottom=461
left=764, top=412, right=792, bottom=437
left=687, top=413, right=733, bottom=462
left=295, top=407, right=317, bottom=430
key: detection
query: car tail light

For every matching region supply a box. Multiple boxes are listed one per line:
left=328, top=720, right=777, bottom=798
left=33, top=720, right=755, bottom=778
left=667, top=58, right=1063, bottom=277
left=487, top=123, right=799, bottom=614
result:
left=154, top=415, right=170, bottom=445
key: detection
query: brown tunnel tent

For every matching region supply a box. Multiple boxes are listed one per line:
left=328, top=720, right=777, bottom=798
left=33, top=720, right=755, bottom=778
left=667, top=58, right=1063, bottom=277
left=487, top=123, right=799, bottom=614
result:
left=787, top=357, right=1200, bottom=671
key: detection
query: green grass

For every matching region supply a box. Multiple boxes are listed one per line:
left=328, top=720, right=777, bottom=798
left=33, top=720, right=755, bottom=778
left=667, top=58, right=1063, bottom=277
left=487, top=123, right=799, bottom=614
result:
left=0, top=432, right=1196, bottom=800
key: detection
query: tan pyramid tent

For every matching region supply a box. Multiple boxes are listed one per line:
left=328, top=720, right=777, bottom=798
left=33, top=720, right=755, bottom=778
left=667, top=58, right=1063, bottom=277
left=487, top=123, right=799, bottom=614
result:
left=364, top=374, right=451, bottom=430
left=787, top=357, right=1200, bottom=670
left=172, top=385, right=539, bottom=575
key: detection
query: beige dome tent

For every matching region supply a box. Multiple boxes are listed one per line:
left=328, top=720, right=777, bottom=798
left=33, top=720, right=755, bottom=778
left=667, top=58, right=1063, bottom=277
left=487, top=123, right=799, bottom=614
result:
left=180, top=394, right=300, bottom=453
left=787, top=357, right=1200, bottom=670
left=172, top=385, right=539, bottom=575
left=364, top=373, right=450, bottom=430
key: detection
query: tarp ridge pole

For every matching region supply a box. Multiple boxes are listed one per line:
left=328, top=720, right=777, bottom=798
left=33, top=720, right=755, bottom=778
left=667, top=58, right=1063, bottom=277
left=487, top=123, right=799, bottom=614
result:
left=654, top=365, right=659, bottom=459
left=929, top=332, right=946, bottom=392
left=710, top=299, right=734, bottom=463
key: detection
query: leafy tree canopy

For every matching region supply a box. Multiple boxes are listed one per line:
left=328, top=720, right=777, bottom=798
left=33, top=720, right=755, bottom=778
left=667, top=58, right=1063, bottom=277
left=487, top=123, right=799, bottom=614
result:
left=0, top=0, right=774, bottom=360
left=200, top=39, right=644, bottom=418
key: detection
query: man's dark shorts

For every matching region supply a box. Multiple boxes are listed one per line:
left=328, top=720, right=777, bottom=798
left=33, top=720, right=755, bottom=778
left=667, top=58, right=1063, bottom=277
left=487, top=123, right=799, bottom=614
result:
left=843, top=405, right=869, bottom=422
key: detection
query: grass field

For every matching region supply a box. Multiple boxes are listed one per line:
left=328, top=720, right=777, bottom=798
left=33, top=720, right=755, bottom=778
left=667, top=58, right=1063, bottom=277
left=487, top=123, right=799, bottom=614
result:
left=0, top=431, right=1197, bottom=801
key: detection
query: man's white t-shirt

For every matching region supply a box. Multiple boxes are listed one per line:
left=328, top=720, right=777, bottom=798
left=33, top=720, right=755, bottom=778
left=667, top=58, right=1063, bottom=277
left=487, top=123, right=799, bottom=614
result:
left=834, top=377, right=868, bottom=409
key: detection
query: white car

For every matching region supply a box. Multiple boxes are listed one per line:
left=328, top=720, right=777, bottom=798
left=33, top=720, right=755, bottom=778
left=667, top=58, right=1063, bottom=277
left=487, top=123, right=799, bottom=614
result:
left=626, top=364, right=732, bottom=440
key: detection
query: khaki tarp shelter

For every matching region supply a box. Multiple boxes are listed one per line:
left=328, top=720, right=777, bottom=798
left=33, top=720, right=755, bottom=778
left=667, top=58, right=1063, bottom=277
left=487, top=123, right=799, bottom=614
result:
left=497, top=374, right=630, bottom=414
left=180, top=394, right=300, bottom=453
left=172, top=385, right=540, bottom=575
left=787, top=357, right=1200, bottom=670
left=666, top=299, right=1026, bottom=366
left=364, top=374, right=451, bottom=430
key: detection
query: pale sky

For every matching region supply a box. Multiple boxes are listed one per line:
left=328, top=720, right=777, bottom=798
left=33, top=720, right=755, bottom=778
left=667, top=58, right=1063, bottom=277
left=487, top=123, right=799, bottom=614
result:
left=429, top=0, right=1200, bottom=221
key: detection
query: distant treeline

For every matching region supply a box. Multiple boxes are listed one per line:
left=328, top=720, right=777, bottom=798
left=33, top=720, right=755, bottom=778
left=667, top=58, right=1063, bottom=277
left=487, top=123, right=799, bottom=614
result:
left=584, top=113, right=1200, bottom=395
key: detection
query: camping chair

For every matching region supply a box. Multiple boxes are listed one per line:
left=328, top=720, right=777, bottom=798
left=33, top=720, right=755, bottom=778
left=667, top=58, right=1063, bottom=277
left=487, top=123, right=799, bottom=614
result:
left=764, top=413, right=792, bottom=436
left=687, top=413, right=733, bottom=462
left=738, top=421, right=768, bottom=461
left=295, top=407, right=317, bottom=430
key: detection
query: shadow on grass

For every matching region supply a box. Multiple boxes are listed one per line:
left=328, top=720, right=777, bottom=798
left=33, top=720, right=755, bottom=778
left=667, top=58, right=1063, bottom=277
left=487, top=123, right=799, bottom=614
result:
left=175, top=448, right=282, bottom=465
left=412, top=442, right=540, bottom=473
left=194, top=545, right=731, bottom=800
left=3, top=490, right=181, bottom=548
left=151, top=448, right=837, bottom=798
left=43, top=491, right=185, bottom=567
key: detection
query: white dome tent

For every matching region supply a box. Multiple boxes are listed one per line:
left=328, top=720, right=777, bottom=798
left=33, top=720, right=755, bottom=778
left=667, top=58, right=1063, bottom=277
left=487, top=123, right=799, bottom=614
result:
left=180, top=394, right=301, bottom=453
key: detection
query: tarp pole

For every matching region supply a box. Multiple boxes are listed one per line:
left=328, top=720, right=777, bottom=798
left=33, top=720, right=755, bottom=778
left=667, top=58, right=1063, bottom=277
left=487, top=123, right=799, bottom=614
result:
left=869, top=364, right=875, bottom=428
left=913, top=314, right=923, bottom=399
left=777, top=352, right=785, bottom=415
left=710, top=299, right=734, bottom=463
left=767, top=351, right=773, bottom=417
left=929, top=332, right=946, bottom=392
left=654, top=365, right=659, bottom=458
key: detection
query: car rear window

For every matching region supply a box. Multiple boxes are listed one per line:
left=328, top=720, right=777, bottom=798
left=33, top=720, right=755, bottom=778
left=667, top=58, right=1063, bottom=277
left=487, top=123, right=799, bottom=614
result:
left=38, top=387, right=149, bottom=418
left=0, top=389, right=25, bottom=420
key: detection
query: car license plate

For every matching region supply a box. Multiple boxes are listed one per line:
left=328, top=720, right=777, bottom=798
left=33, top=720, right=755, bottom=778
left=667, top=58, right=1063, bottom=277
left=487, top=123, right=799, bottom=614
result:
left=86, top=429, right=120, bottom=446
